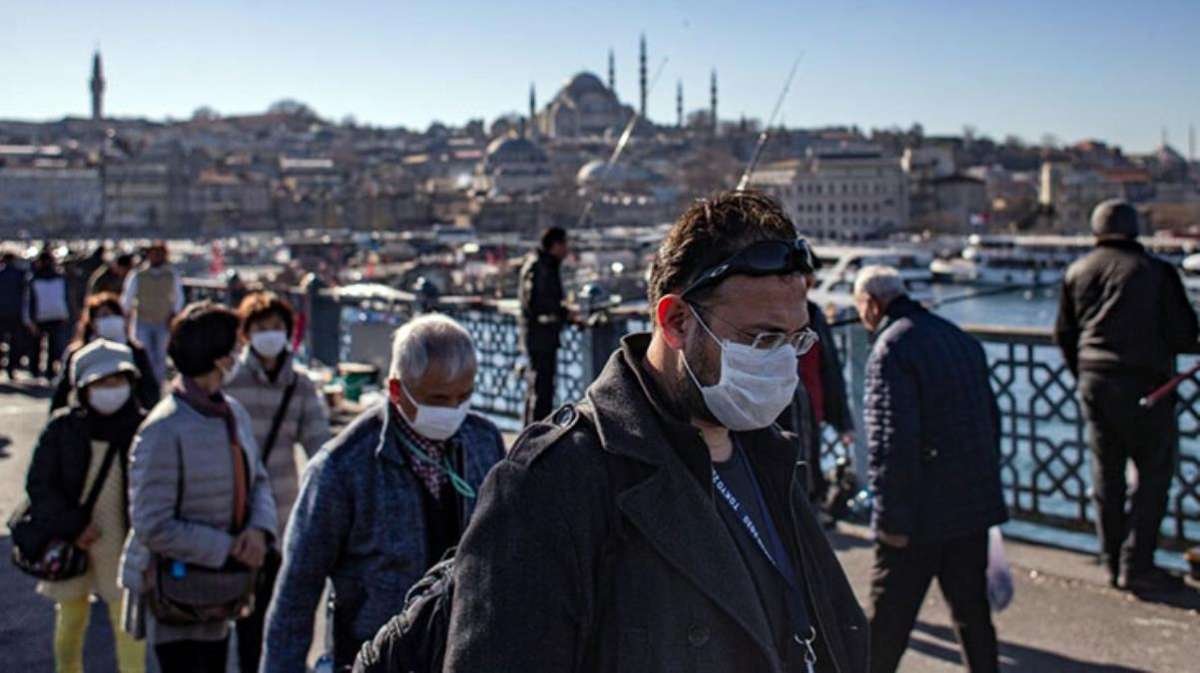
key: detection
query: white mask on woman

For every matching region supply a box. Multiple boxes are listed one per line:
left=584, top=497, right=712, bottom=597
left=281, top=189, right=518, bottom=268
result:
left=250, top=330, right=288, bottom=359
left=681, top=305, right=799, bottom=432
left=94, top=316, right=127, bottom=344
left=88, top=382, right=131, bottom=415
left=400, top=380, right=470, bottom=441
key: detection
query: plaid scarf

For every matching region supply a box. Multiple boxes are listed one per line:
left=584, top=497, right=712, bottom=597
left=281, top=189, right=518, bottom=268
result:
left=392, top=405, right=450, bottom=500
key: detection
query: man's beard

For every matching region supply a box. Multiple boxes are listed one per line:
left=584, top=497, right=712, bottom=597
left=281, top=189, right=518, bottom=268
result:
left=666, top=330, right=720, bottom=425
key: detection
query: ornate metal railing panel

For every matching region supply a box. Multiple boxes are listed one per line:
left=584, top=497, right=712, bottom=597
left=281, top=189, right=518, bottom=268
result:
left=182, top=279, right=1199, bottom=547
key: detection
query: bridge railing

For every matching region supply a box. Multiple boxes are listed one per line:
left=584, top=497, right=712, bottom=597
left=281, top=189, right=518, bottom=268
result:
left=183, top=279, right=1200, bottom=549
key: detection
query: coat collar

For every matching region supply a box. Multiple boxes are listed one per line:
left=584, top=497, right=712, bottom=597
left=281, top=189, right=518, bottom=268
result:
left=237, top=348, right=296, bottom=387
left=878, top=294, right=923, bottom=333
left=584, top=333, right=786, bottom=671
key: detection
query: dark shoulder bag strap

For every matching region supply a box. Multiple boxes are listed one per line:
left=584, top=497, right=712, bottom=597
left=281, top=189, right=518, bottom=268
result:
left=81, top=442, right=121, bottom=516
left=260, top=380, right=299, bottom=466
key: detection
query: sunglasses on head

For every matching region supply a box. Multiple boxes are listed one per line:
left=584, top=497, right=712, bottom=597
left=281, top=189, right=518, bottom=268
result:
left=681, top=238, right=816, bottom=299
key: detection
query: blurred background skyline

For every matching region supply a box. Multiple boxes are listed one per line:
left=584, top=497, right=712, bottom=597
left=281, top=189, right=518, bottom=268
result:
left=7, top=0, right=1199, bottom=153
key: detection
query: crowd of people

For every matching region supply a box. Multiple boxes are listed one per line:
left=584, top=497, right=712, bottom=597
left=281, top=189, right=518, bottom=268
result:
left=13, top=192, right=1198, bottom=673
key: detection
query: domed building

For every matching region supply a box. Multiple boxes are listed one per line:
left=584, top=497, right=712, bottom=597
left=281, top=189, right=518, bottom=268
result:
left=472, top=133, right=554, bottom=197
left=537, top=72, right=635, bottom=139
left=575, top=158, right=678, bottom=227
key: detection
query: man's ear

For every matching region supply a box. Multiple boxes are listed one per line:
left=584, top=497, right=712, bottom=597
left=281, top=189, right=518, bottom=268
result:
left=656, top=294, right=690, bottom=351
left=387, top=378, right=402, bottom=405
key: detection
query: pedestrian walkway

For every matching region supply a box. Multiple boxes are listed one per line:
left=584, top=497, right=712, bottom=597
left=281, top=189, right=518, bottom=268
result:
left=0, top=385, right=1196, bottom=672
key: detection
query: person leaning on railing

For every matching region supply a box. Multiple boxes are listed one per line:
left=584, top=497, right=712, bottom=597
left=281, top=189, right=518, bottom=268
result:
left=1054, top=199, right=1200, bottom=594
left=119, top=302, right=277, bottom=673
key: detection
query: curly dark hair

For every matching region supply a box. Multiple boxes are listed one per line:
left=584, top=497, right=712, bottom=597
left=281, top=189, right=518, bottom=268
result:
left=168, top=301, right=241, bottom=377
left=647, top=190, right=797, bottom=315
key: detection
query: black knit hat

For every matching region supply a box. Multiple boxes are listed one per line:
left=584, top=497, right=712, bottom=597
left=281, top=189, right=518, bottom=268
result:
left=1091, top=199, right=1139, bottom=239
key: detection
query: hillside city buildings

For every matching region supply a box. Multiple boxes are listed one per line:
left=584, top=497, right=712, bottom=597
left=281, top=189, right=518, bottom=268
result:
left=2, top=47, right=1198, bottom=241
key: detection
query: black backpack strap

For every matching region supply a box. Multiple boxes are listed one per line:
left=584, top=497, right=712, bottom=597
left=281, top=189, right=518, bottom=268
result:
left=261, top=379, right=298, bottom=465
left=81, top=442, right=121, bottom=515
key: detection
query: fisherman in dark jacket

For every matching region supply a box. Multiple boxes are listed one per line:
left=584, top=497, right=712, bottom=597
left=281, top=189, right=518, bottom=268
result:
left=855, top=265, right=1007, bottom=673
left=1054, top=199, right=1199, bottom=594
left=518, top=226, right=571, bottom=425
left=446, top=192, right=868, bottom=673
left=0, top=252, right=27, bottom=379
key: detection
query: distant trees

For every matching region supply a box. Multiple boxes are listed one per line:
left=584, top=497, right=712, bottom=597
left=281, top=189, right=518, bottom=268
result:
left=268, top=99, right=315, bottom=117
left=191, top=106, right=220, bottom=121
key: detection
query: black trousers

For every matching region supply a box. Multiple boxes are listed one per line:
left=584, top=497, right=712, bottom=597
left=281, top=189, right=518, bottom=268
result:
left=523, top=349, right=558, bottom=426
left=0, top=315, right=23, bottom=377
left=1078, top=372, right=1177, bottom=577
left=236, top=550, right=282, bottom=673
left=155, top=637, right=229, bottom=673
left=869, top=531, right=997, bottom=673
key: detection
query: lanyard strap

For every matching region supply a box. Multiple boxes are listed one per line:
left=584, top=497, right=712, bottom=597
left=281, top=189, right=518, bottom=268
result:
left=711, top=454, right=818, bottom=663
left=712, top=467, right=779, bottom=570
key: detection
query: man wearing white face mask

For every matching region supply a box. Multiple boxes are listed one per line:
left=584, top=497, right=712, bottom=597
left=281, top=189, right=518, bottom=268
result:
left=262, top=313, right=504, bottom=673
left=447, top=192, right=867, bottom=673
left=224, top=291, right=331, bottom=673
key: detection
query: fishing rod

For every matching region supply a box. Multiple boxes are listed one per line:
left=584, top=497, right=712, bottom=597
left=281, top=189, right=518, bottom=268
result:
left=735, top=54, right=803, bottom=192
left=576, top=57, right=669, bottom=229
left=1139, top=361, right=1200, bottom=408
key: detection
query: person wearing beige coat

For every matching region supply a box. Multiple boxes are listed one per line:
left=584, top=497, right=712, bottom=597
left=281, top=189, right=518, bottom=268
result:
left=224, top=291, right=330, bottom=673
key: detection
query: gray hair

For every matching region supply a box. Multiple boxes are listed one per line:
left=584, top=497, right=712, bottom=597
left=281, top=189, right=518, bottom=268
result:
left=388, top=314, right=478, bottom=382
left=854, top=265, right=907, bottom=303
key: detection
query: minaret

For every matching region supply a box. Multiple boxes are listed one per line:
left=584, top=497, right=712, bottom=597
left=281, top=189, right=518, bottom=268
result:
left=676, top=80, right=683, bottom=129
left=528, top=83, right=537, bottom=139
left=638, top=34, right=647, bottom=118
left=710, top=69, right=718, bottom=135
left=607, top=48, right=616, bottom=92
left=90, top=50, right=105, bottom=121
left=1189, top=124, right=1196, bottom=164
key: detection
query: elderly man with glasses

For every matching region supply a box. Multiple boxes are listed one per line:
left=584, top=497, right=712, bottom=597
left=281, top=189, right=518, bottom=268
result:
left=445, top=191, right=867, bottom=673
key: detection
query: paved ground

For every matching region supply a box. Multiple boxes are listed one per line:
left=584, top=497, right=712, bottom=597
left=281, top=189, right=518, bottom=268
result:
left=1, top=384, right=1197, bottom=672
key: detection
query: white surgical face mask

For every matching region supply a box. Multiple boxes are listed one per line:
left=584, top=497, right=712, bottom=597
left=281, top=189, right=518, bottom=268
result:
left=250, top=330, right=288, bottom=359
left=88, top=382, right=131, bottom=416
left=401, top=380, right=470, bottom=441
left=94, top=316, right=127, bottom=344
left=681, top=305, right=799, bottom=432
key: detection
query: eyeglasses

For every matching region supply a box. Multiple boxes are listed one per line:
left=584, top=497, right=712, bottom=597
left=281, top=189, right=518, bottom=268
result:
left=691, top=303, right=819, bottom=355
left=681, top=238, right=816, bottom=299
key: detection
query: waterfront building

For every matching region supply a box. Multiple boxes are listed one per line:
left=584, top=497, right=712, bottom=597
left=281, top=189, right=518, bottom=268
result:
left=0, top=164, right=102, bottom=232
left=1039, top=161, right=1124, bottom=232
left=750, top=148, right=909, bottom=241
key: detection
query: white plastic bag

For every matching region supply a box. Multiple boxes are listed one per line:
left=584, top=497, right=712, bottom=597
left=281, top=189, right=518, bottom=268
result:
left=986, top=526, right=1014, bottom=612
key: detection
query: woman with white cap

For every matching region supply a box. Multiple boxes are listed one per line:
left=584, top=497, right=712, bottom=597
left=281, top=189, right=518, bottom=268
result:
left=25, top=338, right=148, bottom=673
left=50, top=292, right=160, bottom=413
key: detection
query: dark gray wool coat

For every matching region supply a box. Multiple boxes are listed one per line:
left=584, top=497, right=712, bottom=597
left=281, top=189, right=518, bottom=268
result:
left=445, top=333, right=869, bottom=673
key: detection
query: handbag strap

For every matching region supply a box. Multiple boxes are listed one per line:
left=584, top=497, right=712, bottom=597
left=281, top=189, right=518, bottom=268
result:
left=260, top=379, right=298, bottom=465
left=82, top=442, right=120, bottom=515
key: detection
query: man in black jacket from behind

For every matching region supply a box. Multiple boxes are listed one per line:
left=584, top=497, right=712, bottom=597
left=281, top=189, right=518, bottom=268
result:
left=1055, top=199, right=1199, bottom=594
left=518, top=226, right=571, bottom=425
left=856, top=265, right=1007, bottom=673
left=446, top=192, right=868, bottom=673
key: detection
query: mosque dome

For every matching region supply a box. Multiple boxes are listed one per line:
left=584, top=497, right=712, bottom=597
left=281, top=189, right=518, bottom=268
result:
left=484, top=134, right=547, bottom=166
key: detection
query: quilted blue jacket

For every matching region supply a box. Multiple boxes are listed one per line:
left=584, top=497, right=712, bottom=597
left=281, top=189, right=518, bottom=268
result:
left=261, top=401, right=504, bottom=673
left=864, top=297, right=1008, bottom=543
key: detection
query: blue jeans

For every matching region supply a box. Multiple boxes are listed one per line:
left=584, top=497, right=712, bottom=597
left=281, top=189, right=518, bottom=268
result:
left=137, top=321, right=171, bottom=384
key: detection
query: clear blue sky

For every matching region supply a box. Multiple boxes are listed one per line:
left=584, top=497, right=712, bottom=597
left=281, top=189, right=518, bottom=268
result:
left=7, top=0, right=1198, bottom=154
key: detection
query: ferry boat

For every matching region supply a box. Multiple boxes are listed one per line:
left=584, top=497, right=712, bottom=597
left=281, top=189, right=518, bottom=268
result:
left=933, top=235, right=1199, bottom=287
left=809, top=245, right=935, bottom=319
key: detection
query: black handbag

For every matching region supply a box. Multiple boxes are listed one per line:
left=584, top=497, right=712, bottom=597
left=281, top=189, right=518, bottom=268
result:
left=148, top=439, right=258, bottom=626
left=8, top=443, right=119, bottom=581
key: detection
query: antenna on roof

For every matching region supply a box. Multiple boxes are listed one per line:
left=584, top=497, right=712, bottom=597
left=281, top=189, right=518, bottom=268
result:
left=576, top=56, right=669, bottom=229
left=736, top=54, right=803, bottom=192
